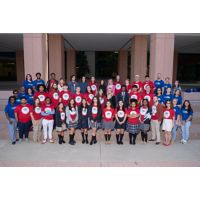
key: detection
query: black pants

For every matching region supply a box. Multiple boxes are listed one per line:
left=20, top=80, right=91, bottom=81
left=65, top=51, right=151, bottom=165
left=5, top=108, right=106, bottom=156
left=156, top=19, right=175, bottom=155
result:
left=141, top=131, right=148, bottom=142
left=18, top=121, right=32, bottom=139
left=129, top=133, right=137, bottom=144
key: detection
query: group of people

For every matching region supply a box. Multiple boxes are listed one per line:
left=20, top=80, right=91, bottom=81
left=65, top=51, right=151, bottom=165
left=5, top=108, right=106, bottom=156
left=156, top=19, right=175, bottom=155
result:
left=4, top=72, right=193, bottom=146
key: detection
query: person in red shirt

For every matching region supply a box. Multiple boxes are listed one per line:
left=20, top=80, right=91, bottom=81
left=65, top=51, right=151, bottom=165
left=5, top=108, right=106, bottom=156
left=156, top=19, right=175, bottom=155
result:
left=141, top=85, right=154, bottom=107
left=132, top=75, right=143, bottom=93
left=102, top=100, right=115, bottom=144
left=41, top=97, right=55, bottom=144
left=73, top=86, right=84, bottom=107
left=34, top=84, right=48, bottom=106
left=88, top=96, right=102, bottom=145
left=14, top=97, right=33, bottom=143
left=48, top=83, right=60, bottom=108
left=46, top=73, right=58, bottom=92
left=59, top=84, right=72, bottom=106
left=162, top=100, right=175, bottom=146
left=30, top=98, right=42, bottom=143
left=84, top=86, right=94, bottom=106
left=88, top=76, right=98, bottom=96
left=126, top=99, right=140, bottom=145
left=129, top=85, right=142, bottom=105
left=114, top=75, right=122, bottom=96
left=125, top=78, right=132, bottom=93
left=142, top=75, right=154, bottom=93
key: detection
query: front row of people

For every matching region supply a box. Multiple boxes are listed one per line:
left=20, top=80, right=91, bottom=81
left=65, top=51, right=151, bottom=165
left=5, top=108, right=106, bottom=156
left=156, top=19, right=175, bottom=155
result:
left=5, top=95, right=193, bottom=146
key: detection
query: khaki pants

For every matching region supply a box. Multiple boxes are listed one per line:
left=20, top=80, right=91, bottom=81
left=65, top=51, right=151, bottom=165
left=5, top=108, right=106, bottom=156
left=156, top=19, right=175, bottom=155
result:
left=32, top=119, right=42, bottom=142
left=151, top=120, right=161, bottom=142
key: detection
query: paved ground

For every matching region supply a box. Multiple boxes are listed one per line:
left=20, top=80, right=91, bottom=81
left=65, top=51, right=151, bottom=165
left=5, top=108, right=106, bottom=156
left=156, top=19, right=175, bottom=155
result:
left=1, top=111, right=200, bottom=167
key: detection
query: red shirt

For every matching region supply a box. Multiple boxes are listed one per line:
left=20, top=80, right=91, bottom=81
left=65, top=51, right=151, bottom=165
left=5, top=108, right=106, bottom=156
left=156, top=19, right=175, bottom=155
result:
left=142, top=92, right=154, bottom=106
left=115, top=108, right=126, bottom=119
left=69, top=106, right=77, bottom=120
left=59, top=91, right=72, bottom=106
left=88, top=82, right=98, bottom=96
left=84, top=93, right=94, bottom=105
left=34, top=92, right=48, bottom=105
left=132, top=81, right=143, bottom=91
left=129, top=91, right=141, bottom=101
left=48, top=79, right=58, bottom=92
left=126, top=84, right=132, bottom=93
left=102, top=108, right=115, bottom=122
left=91, top=105, right=98, bottom=119
left=73, top=93, right=83, bottom=107
left=126, top=107, right=140, bottom=124
left=49, top=91, right=59, bottom=108
left=32, top=106, right=42, bottom=120
left=114, top=81, right=122, bottom=96
left=41, top=104, right=55, bottom=120
left=142, top=81, right=154, bottom=92
left=163, top=108, right=175, bottom=120
left=15, top=104, right=33, bottom=123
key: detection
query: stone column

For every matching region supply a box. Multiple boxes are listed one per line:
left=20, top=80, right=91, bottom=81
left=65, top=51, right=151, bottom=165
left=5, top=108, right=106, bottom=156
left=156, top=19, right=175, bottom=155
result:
left=173, top=51, right=178, bottom=83
left=23, top=33, right=48, bottom=82
left=16, top=50, right=24, bottom=85
left=150, top=33, right=175, bottom=81
left=66, top=49, right=76, bottom=81
left=118, top=50, right=128, bottom=82
left=130, top=35, right=148, bottom=82
left=85, top=51, right=95, bottom=76
left=48, top=34, right=65, bottom=79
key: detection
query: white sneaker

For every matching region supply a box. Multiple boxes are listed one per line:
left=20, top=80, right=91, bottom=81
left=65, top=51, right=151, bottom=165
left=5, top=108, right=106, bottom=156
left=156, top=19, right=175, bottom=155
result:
left=182, top=140, right=187, bottom=144
left=25, top=138, right=29, bottom=143
left=19, top=139, right=22, bottom=144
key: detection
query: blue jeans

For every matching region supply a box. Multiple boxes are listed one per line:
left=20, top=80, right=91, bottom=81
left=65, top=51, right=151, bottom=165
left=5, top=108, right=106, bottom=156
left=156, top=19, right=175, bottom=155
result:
left=181, top=121, right=191, bottom=141
left=6, top=118, right=17, bottom=142
left=171, top=121, right=178, bottom=141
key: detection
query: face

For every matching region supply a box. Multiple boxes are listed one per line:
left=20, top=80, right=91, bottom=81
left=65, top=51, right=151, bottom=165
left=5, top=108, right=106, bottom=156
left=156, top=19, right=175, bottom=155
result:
left=46, top=98, right=51, bottom=104
left=10, top=98, right=15, bottom=104
left=21, top=98, right=27, bottom=104
left=28, top=88, right=32, bottom=94
left=143, top=100, right=148, bottom=106
left=36, top=74, right=41, bottom=79
left=35, top=98, right=40, bottom=105
left=27, top=74, right=31, bottom=80
left=72, top=76, right=76, bottom=81
left=107, top=88, right=112, bottom=94
left=60, top=79, right=64, bottom=85
left=13, top=91, right=18, bottom=97
left=175, top=89, right=180, bottom=96
left=82, top=76, right=86, bottom=82
left=20, top=87, right=25, bottom=92
left=52, top=83, right=57, bottom=89
left=76, top=87, right=81, bottom=93
left=172, top=99, right=177, bottom=106
left=63, top=85, right=68, bottom=91
left=99, top=89, right=103, bottom=95
left=167, top=88, right=171, bottom=94
left=108, top=79, right=113, bottom=85
left=121, top=86, right=126, bottom=92
left=51, top=74, right=55, bottom=79
left=184, top=101, right=190, bottom=107
left=157, top=88, right=162, bottom=94
left=39, top=86, right=44, bottom=92
left=116, top=75, right=120, bottom=81
left=106, top=101, right=111, bottom=107
left=166, top=101, right=171, bottom=108
left=100, top=80, right=104, bottom=84
left=175, top=80, right=179, bottom=86
left=59, top=103, right=64, bottom=109
left=146, top=85, right=150, bottom=92
left=165, top=77, right=170, bottom=83
left=153, top=96, right=158, bottom=103
left=87, top=86, right=91, bottom=92
left=145, top=76, right=150, bottom=81
left=91, top=77, right=95, bottom=82
left=82, top=99, right=87, bottom=105
left=132, top=87, right=137, bottom=92
left=131, top=102, right=136, bottom=108
left=93, top=97, right=98, bottom=104
left=119, top=101, right=123, bottom=107
left=135, top=75, right=140, bottom=81
left=70, top=99, right=75, bottom=105
left=125, top=79, right=129, bottom=85
left=157, top=73, right=161, bottom=79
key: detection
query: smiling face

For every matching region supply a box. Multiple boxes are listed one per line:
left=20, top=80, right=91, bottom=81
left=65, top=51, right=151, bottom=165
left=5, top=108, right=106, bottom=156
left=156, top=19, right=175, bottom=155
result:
left=87, top=86, right=91, bottom=93
left=118, top=100, right=123, bottom=108
left=106, top=101, right=111, bottom=108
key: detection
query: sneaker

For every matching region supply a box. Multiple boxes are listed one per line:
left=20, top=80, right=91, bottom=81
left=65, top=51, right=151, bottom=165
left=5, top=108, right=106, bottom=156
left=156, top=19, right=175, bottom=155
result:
left=25, top=138, right=29, bottom=143
left=42, top=139, right=47, bottom=144
left=182, top=140, right=187, bottom=144
left=19, top=139, right=22, bottom=144
left=12, top=141, right=16, bottom=145
left=49, top=139, right=54, bottom=143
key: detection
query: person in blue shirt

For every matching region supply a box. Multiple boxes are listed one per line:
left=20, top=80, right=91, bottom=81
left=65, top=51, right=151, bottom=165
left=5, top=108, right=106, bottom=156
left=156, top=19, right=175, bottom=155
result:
left=33, top=72, right=45, bottom=92
left=163, top=87, right=173, bottom=103
left=23, top=74, right=34, bottom=90
left=181, top=100, right=193, bottom=144
left=68, top=75, right=79, bottom=94
left=4, top=96, right=18, bottom=144
left=154, top=73, right=164, bottom=93
left=26, top=88, right=34, bottom=105
left=12, top=89, right=21, bottom=105
left=173, top=89, right=182, bottom=107
left=79, top=76, right=88, bottom=94
left=171, top=98, right=181, bottom=144
left=18, top=86, right=26, bottom=100
left=163, top=77, right=172, bottom=94
left=156, top=88, right=164, bottom=105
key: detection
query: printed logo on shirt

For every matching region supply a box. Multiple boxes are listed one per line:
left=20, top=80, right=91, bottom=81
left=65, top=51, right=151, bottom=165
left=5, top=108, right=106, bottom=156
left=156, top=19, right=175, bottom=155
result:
left=82, top=108, right=87, bottom=116
left=164, top=110, right=170, bottom=118
left=152, top=105, right=157, bottom=115
left=144, top=83, right=148, bottom=90
left=105, top=111, right=112, bottom=119
left=91, top=84, right=97, bottom=91
left=63, top=93, right=69, bottom=100
left=100, top=97, right=104, bottom=104
left=140, top=107, right=148, bottom=115
left=35, top=107, right=41, bottom=114
left=70, top=108, right=76, bottom=115
left=92, top=107, right=98, bottom=114
left=45, top=107, right=52, bottom=113
left=117, top=110, right=125, bottom=118
left=12, top=106, right=16, bottom=110
left=130, top=111, right=137, bottom=116
left=53, top=92, right=59, bottom=100
left=75, top=96, right=82, bottom=103
left=131, top=94, right=137, bottom=99
left=115, top=83, right=121, bottom=90
left=89, top=93, right=94, bottom=100
left=60, top=112, right=65, bottom=120
left=144, top=95, right=151, bottom=102
left=38, top=94, right=45, bottom=102
left=21, top=107, right=29, bottom=114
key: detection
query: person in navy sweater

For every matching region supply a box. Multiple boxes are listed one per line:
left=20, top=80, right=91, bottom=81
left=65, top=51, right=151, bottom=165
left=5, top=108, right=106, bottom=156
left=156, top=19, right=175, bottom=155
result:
left=33, top=72, right=45, bottom=92
left=4, top=96, right=18, bottom=144
left=23, top=74, right=34, bottom=90
left=181, top=100, right=193, bottom=144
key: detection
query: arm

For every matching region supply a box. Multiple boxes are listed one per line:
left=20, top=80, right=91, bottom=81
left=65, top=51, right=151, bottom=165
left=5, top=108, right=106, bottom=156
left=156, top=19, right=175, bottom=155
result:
left=5, top=112, right=12, bottom=124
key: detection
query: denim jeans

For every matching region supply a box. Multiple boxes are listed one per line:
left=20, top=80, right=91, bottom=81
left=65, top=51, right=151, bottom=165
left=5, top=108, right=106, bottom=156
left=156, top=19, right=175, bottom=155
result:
left=171, top=121, right=178, bottom=141
left=181, top=121, right=191, bottom=141
left=6, top=118, right=17, bottom=142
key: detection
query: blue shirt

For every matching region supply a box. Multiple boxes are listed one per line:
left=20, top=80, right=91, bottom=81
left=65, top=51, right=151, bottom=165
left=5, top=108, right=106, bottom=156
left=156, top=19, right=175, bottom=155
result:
left=68, top=81, right=78, bottom=94
left=154, top=79, right=164, bottom=89
left=23, top=80, right=34, bottom=90
left=181, top=108, right=193, bottom=121
left=163, top=94, right=173, bottom=103
left=33, top=79, right=45, bottom=90
left=79, top=82, right=88, bottom=94
left=26, top=94, right=34, bottom=105
left=18, top=92, right=26, bottom=100
left=173, top=105, right=181, bottom=120
left=4, top=103, right=17, bottom=119
left=173, top=95, right=182, bottom=106
left=164, top=83, right=172, bottom=94
left=157, top=94, right=164, bottom=104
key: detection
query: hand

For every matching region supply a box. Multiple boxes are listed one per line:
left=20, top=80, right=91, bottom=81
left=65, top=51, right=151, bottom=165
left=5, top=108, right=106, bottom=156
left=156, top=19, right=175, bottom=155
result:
left=9, top=120, right=13, bottom=125
left=181, top=121, right=185, bottom=126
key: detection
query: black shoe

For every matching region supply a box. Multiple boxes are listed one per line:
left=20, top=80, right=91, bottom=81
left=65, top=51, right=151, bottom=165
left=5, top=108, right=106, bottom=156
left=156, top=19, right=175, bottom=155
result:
left=62, top=136, right=66, bottom=143
left=16, top=139, right=19, bottom=142
left=85, top=134, right=89, bottom=144
left=85, top=138, right=89, bottom=144
left=12, top=141, right=16, bottom=145
left=155, top=142, right=160, bottom=145
left=58, top=135, right=62, bottom=144
left=149, top=139, right=156, bottom=141
left=93, top=136, right=97, bottom=144
left=69, top=141, right=75, bottom=145
left=120, top=141, right=123, bottom=145
left=82, top=139, right=86, bottom=144
left=90, top=136, right=95, bottom=145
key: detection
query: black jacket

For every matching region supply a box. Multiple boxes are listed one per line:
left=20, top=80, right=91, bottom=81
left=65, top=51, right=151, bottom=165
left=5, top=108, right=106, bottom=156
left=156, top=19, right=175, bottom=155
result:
left=55, top=108, right=66, bottom=127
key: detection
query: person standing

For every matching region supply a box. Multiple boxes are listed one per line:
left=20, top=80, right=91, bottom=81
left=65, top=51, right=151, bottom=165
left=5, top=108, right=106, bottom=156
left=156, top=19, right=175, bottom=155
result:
left=59, top=84, right=72, bottom=107
left=181, top=100, right=193, bottom=144
left=4, top=96, right=18, bottom=144
left=68, top=75, right=78, bottom=94
left=88, top=76, right=98, bottom=96
left=46, top=73, right=58, bottom=92
left=23, top=74, right=34, bottom=90
left=34, top=84, right=48, bottom=106
left=114, top=75, right=122, bottom=96
left=79, top=76, right=88, bottom=94
left=154, top=73, right=164, bottom=94
left=14, top=97, right=33, bottom=143
left=116, top=85, right=130, bottom=109
left=150, top=96, right=164, bottom=145
left=33, top=72, right=45, bottom=92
